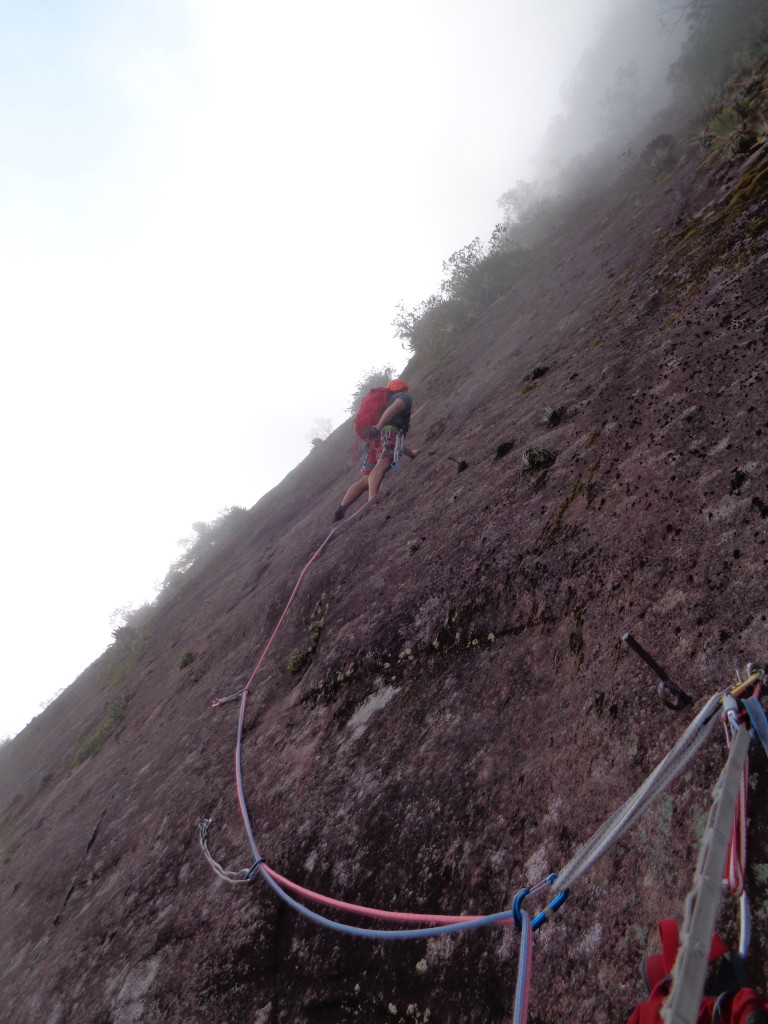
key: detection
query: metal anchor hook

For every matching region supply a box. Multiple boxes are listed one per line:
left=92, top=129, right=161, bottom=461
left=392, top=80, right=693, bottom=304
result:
left=622, top=633, right=692, bottom=709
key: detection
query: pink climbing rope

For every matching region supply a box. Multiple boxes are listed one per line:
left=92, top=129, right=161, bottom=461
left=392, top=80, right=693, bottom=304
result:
left=243, top=498, right=383, bottom=693
left=242, top=529, right=334, bottom=694
left=261, top=863, right=484, bottom=924
left=226, top=497, right=488, bottom=926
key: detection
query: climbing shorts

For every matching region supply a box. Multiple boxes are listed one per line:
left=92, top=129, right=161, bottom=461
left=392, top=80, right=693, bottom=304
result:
left=362, top=427, right=403, bottom=474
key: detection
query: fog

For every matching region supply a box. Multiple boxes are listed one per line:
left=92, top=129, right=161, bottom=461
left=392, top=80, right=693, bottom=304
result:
left=0, top=0, right=715, bottom=741
left=534, top=1, right=689, bottom=179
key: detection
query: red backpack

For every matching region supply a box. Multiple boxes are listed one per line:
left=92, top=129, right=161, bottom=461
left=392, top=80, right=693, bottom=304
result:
left=353, top=387, right=389, bottom=439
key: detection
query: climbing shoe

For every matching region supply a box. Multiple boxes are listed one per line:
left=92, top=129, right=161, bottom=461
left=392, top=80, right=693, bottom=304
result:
left=333, top=507, right=345, bottom=522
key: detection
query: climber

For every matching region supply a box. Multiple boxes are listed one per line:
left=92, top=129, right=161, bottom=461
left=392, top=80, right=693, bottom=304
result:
left=333, top=378, right=419, bottom=521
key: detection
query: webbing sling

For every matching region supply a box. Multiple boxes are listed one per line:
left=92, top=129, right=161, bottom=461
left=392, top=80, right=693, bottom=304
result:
left=663, top=725, right=751, bottom=1024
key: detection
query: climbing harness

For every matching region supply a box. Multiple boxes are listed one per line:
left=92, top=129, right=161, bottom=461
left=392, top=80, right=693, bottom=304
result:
left=665, top=725, right=751, bottom=1024
left=626, top=668, right=768, bottom=1024
left=629, top=916, right=765, bottom=1024
left=200, top=501, right=768, bottom=1019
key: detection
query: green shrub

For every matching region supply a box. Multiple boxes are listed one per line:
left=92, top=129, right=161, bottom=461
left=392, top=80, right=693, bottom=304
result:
left=73, top=700, right=126, bottom=765
left=159, top=507, right=249, bottom=598
left=668, top=0, right=768, bottom=114
left=393, top=237, right=530, bottom=353
left=393, top=294, right=473, bottom=353
left=287, top=620, right=324, bottom=675
left=179, top=650, right=196, bottom=669
left=347, top=366, right=397, bottom=414
left=287, top=651, right=311, bottom=674
left=708, top=106, right=742, bottom=150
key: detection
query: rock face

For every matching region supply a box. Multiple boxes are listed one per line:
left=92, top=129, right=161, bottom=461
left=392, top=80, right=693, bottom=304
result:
left=2, top=117, right=768, bottom=1024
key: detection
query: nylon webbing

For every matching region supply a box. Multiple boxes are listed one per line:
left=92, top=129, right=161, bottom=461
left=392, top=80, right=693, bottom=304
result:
left=556, top=692, right=722, bottom=892
left=663, top=725, right=751, bottom=1024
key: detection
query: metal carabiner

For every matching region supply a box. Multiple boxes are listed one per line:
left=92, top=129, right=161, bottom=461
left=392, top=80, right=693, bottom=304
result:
left=512, top=873, right=568, bottom=932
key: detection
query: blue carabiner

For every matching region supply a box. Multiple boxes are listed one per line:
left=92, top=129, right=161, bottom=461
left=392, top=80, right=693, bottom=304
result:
left=531, top=887, right=569, bottom=931
left=511, top=873, right=563, bottom=931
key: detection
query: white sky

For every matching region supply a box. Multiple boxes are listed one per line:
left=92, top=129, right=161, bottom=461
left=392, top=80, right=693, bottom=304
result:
left=0, top=0, right=663, bottom=740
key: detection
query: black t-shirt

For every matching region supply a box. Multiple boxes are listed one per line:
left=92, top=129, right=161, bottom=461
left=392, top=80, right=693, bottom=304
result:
left=382, top=391, right=412, bottom=434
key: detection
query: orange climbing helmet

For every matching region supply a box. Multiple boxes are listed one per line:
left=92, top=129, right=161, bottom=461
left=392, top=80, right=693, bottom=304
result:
left=387, top=378, right=409, bottom=392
